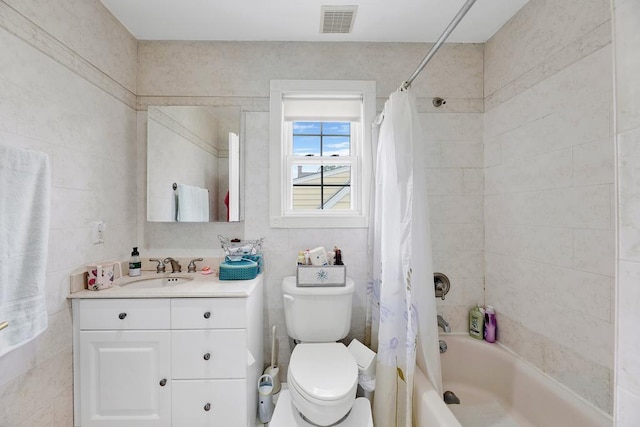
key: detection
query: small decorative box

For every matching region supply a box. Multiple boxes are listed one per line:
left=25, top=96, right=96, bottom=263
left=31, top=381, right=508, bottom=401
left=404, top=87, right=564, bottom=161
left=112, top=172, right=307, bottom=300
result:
left=296, top=265, right=346, bottom=287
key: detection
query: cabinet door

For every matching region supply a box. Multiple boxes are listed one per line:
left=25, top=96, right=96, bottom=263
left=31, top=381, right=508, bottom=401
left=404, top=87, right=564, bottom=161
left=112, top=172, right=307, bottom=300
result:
left=172, top=379, right=247, bottom=426
left=80, top=331, right=171, bottom=426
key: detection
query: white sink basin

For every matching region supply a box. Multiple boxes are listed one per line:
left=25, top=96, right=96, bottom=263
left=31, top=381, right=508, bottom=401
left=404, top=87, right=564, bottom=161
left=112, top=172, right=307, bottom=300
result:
left=121, top=275, right=193, bottom=289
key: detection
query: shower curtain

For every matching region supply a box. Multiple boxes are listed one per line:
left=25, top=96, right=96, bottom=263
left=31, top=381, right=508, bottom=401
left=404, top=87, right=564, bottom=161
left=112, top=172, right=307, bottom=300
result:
left=368, top=89, right=442, bottom=426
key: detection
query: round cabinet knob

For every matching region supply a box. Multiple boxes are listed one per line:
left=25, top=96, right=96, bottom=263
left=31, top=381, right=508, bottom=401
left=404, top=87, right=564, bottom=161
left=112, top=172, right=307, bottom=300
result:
left=204, top=403, right=211, bottom=412
left=203, top=353, right=211, bottom=361
left=118, top=313, right=127, bottom=320
left=159, top=379, right=167, bottom=387
left=203, top=311, right=211, bottom=319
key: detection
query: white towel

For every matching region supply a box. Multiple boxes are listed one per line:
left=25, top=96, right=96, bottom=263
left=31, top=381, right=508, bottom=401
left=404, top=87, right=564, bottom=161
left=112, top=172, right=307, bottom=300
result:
left=176, top=183, right=209, bottom=222
left=0, top=145, right=51, bottom=357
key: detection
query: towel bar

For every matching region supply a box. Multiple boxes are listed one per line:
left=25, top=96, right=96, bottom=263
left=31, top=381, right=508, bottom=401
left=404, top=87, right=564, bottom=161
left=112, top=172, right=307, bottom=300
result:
left=0, top=321, right=8, bottom=331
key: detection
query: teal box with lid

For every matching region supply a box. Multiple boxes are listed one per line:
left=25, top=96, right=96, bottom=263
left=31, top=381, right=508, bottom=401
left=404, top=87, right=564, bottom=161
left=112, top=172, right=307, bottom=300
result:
left=243, top=254, right=263, bottom=274
left=219, top=258, right=259, bottom=280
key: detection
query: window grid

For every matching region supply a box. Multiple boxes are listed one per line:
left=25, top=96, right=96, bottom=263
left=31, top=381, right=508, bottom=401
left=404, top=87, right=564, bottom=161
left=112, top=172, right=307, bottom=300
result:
left=292, top=122, right=351, bottom=210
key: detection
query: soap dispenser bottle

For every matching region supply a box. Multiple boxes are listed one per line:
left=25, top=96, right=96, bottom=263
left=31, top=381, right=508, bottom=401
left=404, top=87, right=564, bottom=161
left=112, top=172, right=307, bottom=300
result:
left=469, top=304, right=484, bottom=340
left=129, top=247, right=141, bottom=277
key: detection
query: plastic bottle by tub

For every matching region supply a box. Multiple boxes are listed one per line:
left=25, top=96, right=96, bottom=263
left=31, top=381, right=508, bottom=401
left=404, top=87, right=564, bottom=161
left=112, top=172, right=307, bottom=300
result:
left=129, top=247, right=141, bottom=277
left=484, top=305, right=497, bottom=343
left=469, top=304, right=484, bottom=340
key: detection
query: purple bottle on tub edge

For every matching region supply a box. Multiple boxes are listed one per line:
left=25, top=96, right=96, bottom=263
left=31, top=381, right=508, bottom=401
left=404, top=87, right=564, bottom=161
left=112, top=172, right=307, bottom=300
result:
left=484, top=305, right=497, bottom=343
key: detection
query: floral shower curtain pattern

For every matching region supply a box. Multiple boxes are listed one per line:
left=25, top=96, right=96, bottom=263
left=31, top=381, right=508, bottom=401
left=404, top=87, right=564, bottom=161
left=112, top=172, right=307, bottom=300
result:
left=368, top=89, right=442, bottom=426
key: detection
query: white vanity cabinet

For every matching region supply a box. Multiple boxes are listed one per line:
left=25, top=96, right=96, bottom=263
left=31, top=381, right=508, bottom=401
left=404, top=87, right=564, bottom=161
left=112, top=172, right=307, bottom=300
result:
left=72, top=277, right=263, bottom=427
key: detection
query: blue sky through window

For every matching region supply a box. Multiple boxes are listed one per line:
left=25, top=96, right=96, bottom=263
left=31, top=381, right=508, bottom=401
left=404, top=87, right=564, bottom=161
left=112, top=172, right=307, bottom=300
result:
left=293, top=122, right=350, bottom=157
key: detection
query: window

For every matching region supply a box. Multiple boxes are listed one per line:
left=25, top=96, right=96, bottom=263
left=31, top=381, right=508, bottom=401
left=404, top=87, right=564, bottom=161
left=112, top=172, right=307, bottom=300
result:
left=270, top=80, right=376, bottom=228
left=291, top=121, right=352, bottom=211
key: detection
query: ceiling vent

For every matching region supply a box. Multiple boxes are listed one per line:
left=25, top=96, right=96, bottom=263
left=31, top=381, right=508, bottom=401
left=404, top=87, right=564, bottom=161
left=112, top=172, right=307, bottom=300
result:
left=320, top=5, right=357, bottom=34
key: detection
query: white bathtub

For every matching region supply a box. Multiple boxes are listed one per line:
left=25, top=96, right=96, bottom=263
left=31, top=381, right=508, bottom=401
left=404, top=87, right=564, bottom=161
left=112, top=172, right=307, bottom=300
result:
left=413, top=334, right=612, bottom=427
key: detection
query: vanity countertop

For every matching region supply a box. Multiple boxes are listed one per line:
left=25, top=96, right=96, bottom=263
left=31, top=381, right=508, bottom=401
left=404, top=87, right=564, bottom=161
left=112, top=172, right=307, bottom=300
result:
left=68, top=271, right=261, bottom=299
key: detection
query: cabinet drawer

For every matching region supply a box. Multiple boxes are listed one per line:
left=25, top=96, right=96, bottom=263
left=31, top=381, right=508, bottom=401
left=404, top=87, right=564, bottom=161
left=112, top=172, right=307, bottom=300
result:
left=79, top=299, right=170, bottom=330
left=172, top=379, right=247, bottom=427
left=171, top=330, right=247, bottom=379
left=171, top=298, right=247, bottom=329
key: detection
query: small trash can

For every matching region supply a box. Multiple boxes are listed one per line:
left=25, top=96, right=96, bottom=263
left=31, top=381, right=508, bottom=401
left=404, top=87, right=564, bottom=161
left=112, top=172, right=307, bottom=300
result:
left=258, top=374, right=274, bottom=423
left=348, top=339, right=377, bottom=401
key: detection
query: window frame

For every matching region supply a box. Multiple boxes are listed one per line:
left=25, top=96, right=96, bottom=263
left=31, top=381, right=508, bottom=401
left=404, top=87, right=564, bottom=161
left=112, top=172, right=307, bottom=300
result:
left=270, top=80, right=376, bottom=228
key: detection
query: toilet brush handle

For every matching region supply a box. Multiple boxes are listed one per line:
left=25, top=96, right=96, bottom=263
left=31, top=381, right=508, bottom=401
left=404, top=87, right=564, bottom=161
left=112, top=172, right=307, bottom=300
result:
left=271, top=325, right=277, bottom=367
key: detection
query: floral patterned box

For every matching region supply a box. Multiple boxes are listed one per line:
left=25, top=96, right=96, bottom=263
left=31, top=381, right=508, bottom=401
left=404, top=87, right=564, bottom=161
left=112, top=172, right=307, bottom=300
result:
left=296, top=265, right=346, bottom=287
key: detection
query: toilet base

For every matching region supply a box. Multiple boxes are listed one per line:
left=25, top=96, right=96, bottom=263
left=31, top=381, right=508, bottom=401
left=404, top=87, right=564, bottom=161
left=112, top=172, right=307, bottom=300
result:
left=270, top=391, right=373, bottom=427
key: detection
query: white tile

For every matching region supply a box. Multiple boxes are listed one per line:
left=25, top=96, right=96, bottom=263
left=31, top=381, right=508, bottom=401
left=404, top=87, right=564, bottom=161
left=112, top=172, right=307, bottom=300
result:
left=573, top=140, right=615, bottom=187
left=543, top=340, right=613, bottom=414
left=35, top=309, right=73, bottom=365
left=484, top=0, right=610, bottom=96
left=617, top=261, right=640, bottom=395
left=420, top=114, right=463, bottom=140
left=432, top=250, right=484, bottom=280
left=425, top=168, right=463, bottom=195
left=462, top=168, right=483, bottom=195
left=573, top=229, right=615, bottom=277
left=614, top=0, right=640, bottom=133
left=428, top=195, right=483, bottom=225
left=438, top=140, right=483, bottom=168
left=431, top=223, right=483, bottom=251
left=618, top=127, right=640, bottom=261
left=616, top=386, right=640, bottom=426
left=484, top=148, right=573, bottom=195
left=485, top=222, right=573, bottom=267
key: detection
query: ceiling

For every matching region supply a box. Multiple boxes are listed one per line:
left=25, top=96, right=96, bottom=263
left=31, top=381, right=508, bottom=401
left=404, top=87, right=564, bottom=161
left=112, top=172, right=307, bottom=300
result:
left=100, top=0, right=529, bottom=43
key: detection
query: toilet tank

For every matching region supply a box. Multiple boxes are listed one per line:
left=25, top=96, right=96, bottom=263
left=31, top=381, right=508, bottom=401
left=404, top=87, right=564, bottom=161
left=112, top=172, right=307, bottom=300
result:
left=282, top=276, right=354, bottom=342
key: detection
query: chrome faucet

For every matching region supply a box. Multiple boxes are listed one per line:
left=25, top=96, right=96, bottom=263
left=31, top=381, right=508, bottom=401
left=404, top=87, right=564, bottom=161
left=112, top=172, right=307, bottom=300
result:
left=149, top=258, right=166, bottom=273
left=188, top=258, right=203, bottom=273
left=437, top=315, right=451, bottom=333
left=163, top=257, right=182, bottom=273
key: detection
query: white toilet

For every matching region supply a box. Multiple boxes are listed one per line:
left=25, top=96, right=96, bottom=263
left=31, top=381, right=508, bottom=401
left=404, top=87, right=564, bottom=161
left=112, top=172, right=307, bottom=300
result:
left=272, top=276, right=373, bottom=426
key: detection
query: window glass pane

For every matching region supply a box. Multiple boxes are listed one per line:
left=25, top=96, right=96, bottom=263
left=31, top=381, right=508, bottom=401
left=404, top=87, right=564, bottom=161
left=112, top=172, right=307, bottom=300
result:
left=292, top=186, right=322, bottom=210
left=323, top=136, right=350, bottom=156
left=323, top=165, right=351, bottom=185
left=291, top=164, right=321, bottom=180
left=293, top=122, right=321, bottom=134
left=291, top=164, right=351, bottom=210
left=293, top=135, right=320, bottom=156
left=323, top=122, right=350, bottom=135
left=323, top=189, right=351, bottom=210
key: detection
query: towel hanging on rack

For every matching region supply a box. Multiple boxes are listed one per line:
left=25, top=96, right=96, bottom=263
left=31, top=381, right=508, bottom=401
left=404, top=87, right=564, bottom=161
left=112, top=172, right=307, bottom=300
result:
left=0, top=144, right=51, bottom=357
left=175, top=183, right=209, bottom=222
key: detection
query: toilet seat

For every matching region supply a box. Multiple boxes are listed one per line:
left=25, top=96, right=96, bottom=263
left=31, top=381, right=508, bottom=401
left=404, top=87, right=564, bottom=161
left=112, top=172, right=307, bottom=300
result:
left=288, top=343, right=358, bottom=403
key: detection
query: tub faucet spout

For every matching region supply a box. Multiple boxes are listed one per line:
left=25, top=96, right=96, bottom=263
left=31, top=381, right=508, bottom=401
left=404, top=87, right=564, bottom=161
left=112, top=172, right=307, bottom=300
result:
left=437, top=315, right=451, bottom=333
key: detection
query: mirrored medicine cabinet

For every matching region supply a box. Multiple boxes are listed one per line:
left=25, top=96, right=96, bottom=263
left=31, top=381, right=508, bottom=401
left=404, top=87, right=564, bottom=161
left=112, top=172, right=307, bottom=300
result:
left=146, top=105, right=242, bottom=223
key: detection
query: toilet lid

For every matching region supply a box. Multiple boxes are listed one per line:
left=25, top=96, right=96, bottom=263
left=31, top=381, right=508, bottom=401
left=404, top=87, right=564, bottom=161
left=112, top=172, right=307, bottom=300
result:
left=289, top=343, right=358, bottom=402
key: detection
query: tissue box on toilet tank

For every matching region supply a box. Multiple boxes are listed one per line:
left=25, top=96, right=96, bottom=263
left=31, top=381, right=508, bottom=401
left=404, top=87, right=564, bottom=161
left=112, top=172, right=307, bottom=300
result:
left=296, top=265, right=346, bottom=287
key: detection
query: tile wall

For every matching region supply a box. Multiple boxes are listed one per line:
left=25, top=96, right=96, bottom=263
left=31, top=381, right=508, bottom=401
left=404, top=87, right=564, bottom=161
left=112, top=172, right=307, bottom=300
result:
left=136, top=40, right=485, bottom=378
left=483, top=0, right=615, bottom=414
left=614, top=0, right=640, bottom=424
left=0, top=0, right=137, bottom=425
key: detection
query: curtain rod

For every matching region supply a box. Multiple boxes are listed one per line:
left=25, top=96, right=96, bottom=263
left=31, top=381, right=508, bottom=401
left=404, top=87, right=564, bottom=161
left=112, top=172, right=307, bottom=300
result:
left=402, top=0, right=478, bottom=90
